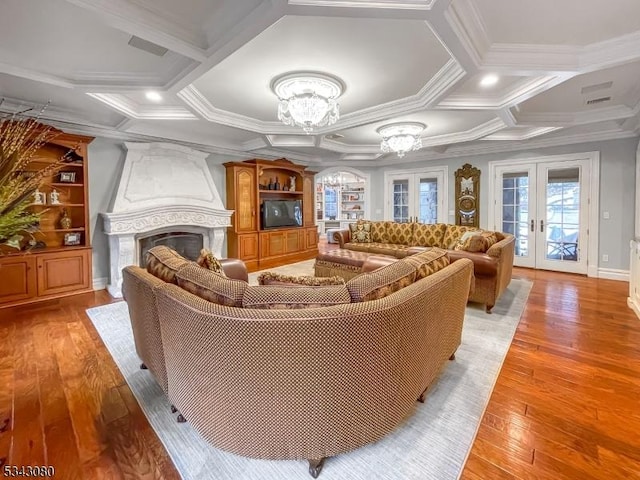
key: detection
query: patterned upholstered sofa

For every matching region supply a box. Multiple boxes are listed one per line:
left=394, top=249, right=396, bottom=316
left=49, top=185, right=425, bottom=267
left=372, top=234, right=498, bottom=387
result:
left=333, top=221, right=515, bottom=312
left=122, top=246, right=473, bottom=478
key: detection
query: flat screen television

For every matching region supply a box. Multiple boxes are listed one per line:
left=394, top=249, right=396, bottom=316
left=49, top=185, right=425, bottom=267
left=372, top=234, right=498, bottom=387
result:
left=261, top=199, right=303, bottom=229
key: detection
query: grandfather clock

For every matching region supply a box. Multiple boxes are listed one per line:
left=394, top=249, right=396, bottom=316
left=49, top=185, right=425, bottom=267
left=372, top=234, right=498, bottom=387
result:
left=454, top=163, right=480, bottom=228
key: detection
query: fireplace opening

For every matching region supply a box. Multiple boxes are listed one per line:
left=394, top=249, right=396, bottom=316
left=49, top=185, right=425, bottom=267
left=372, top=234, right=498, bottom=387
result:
left=139, top=232, right=204, bottom=267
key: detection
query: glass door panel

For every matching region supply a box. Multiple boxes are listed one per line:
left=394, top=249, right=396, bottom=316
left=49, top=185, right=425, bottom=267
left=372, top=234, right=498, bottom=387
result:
left=324, top=187, right=337, bottom=220
left=495, top=166, right=536, bottom=268
left=537, top=165, right=587, bottom=273
left=392, top=179, right=410, bottom=223
left=418, top=178, right=438, bottom=224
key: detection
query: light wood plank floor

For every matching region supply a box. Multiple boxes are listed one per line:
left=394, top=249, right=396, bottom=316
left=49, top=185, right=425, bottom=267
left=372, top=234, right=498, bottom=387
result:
left=1, top=255, right=638, bottom=479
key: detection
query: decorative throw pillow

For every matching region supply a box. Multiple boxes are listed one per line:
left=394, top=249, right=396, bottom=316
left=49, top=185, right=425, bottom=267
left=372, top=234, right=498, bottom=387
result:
left=454, top=231, right=486, bottom=253
left=242, top=285, right=351, bottom=309
left=145, top=245, right=190, bottom=284
left=196, top=248, right=226, bottom=276
left=346, top=261, right=416, bottom=302
left=349, top=221, right=372, bottom=243
left=258, top=272, right=345, bottom=286
left=402, top=248, right=450, bottom=280
left=481, top=231, right=499, bottom=249
left=176, top=263, right=247, bottom=307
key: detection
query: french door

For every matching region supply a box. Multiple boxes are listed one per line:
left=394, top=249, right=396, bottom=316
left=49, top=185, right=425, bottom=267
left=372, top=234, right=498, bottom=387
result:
left=494, top=159, right=591, bottom=274
left=385, top=169, right=446, bottom=223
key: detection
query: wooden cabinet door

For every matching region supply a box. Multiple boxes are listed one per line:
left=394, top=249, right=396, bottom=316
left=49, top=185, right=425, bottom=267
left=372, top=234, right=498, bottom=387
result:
left=263, top=232, right=287, bottom=257
left=235, top=167, right=257, bottom=232
left=305, top=227, right=318, bottom=249
left=238, top=233, right=259, bottom=260
left=285, top=230, right=301, bottom=253
left=0, top=256, right=37, bottom=304
left=37, top=249, right=90, bottom=297
left=303, top=174, right=314, bottom=227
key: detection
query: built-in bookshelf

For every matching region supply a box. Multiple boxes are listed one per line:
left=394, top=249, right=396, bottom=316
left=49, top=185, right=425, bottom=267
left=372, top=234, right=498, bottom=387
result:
left=315, top=171, right=368, bottom=234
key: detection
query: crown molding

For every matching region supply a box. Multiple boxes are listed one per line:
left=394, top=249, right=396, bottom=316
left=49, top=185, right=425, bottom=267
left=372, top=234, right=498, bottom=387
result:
left=580, top=30, right=640, bottom=71
left=62, top=0, right=208, bottom=61
left=481, top=127, right=561, bottom=141
left=438, top=75, right=567, bottom=109
left=0, top=62, right=74, bottom=88
left=372, top=127, right=637, bottom=166
left=87, top=93, right=197, bottom=120
left=287, top=0, right=435, bottom=9
left=241, top=137, right=270, bottom=151
left=516, top=104, right=637, bottom=127
left=178, top=60, right=466, bottom=135
left=443, top=0, right=490, bottom=67
left=0, top=96, right=124, bottom=130
left=266, top=135, right=317, bottom=147
left=318, top=117, right=505, bottom=154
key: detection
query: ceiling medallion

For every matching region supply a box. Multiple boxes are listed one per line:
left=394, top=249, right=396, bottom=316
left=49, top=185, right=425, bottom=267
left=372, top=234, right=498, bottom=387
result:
left=377, top=122, right=426, bottom=157
left=271, top=72, right=345, bottom=134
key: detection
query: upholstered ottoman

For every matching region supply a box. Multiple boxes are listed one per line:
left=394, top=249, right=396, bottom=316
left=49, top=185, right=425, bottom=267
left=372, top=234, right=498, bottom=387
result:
left=315, top=249, right=397, bottom=281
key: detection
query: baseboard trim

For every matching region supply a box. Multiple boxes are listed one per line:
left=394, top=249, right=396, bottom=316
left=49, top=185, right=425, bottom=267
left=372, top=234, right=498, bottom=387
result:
left=628, top=298, right=640, bottom=320
left=93, top=277, right=108, bottom=291
left=598, top=268, right=629, bottom=281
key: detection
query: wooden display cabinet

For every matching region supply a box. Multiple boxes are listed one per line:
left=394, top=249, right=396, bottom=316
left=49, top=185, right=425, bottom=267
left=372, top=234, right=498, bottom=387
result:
left=224, top=158, right=318, bottom=271
left=0, top=129, right=94, bottom=308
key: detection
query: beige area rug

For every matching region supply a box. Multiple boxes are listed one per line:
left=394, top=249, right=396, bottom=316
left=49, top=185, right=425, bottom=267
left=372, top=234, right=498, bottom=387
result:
left=86, top=263, right=532, bottom=480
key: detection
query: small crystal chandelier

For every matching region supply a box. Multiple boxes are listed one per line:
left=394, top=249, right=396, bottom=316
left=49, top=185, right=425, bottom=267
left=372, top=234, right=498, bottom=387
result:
left=377, top=122, right=426, bottom=157
left=271, top=72, right=344, bottom=134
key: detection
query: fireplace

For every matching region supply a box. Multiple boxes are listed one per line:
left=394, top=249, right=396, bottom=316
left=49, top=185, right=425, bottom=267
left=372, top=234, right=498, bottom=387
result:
left=139, top=231, right=204, bottom=267
left=102, top=142, right=233, bottom=298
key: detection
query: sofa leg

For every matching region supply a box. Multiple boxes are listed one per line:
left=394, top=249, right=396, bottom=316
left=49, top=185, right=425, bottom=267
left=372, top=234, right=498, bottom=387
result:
left=170, top=405, right=178, bottom=413
left=485, top=304, right=494, bottom=314
left=417, top=386, right=429, bottom=403
left=140, top=363, right=148, bottom=370
left=177, top=414, right=187, bottom=423
left=449, top=353, right=456, bottom=361
left=308, top=458, right=326, bottom=478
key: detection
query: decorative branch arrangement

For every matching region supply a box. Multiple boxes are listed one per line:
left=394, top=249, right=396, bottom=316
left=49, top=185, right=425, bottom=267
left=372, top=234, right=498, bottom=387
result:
left=0, top=100, right=70, bottom=249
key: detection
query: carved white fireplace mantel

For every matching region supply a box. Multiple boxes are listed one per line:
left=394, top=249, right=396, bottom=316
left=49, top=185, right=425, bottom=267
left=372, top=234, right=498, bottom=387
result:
left=102, top=142, right=232, bottom=298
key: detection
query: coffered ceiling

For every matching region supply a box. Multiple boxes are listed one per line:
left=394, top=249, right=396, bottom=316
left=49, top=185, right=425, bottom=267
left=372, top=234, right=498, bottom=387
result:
left=1, top=0, right=639, bottom=166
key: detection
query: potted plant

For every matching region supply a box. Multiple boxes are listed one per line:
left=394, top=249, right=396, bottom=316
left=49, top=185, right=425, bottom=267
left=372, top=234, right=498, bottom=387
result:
left=0, top=101, right=66, bottom=251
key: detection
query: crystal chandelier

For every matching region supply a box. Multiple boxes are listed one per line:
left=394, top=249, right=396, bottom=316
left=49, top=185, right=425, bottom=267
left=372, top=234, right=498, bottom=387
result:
left=271, top=72, right=344, bottom=134
left=377, top=122, right=426, bottom=157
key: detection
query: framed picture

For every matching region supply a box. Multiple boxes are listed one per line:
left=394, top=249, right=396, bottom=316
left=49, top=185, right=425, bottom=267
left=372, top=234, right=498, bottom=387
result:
left=59, top=171, right=77, bottom=183
left=63, top=232, right=81, bottom=246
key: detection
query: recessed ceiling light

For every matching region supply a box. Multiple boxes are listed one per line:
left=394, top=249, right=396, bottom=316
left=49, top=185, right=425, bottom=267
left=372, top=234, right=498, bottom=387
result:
left=145, top=91, right=163, bottom=102
left=480, top=74, right=499, bottom=88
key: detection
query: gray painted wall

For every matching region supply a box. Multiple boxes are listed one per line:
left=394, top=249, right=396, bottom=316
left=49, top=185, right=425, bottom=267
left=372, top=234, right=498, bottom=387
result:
left=373, top=137, right=639, bottom=271
left=87, top=137, right=638, bottom=284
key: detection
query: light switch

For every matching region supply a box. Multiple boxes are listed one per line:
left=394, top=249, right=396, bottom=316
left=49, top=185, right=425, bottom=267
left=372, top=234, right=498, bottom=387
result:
left=603, top=211, right=610, bottom=219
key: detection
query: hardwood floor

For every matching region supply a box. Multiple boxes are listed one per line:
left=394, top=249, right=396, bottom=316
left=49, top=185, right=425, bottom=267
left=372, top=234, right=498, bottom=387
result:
left=0, top=293, right=180, bottom=479
left=1, top=258, right=639, bottom=479
left=461, top=268, right=640, bottom=480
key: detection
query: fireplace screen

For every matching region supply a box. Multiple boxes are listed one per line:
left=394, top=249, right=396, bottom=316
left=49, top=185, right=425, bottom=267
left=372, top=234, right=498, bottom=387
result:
left=139, top=232, right=204, bottom=267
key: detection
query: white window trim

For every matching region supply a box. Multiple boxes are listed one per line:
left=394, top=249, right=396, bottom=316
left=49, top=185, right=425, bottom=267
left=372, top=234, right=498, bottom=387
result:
left=487, top=151, right=600, bottom=278
left=383, top=165, right=449, bottom=223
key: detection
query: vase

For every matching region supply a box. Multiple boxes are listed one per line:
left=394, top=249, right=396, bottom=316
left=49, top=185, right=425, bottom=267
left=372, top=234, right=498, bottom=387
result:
left=59, top=209, right=72, bottom=230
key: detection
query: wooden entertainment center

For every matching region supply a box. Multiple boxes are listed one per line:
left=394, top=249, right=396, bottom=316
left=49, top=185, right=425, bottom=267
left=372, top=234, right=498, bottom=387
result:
left=224, top=158, right=318, bottom=272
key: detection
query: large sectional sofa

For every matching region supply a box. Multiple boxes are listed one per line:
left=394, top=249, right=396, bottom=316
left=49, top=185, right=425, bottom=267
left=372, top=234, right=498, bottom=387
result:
left=122, top=245, right=473, bottom=478
left=333, top=221, right=515, bottom=312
